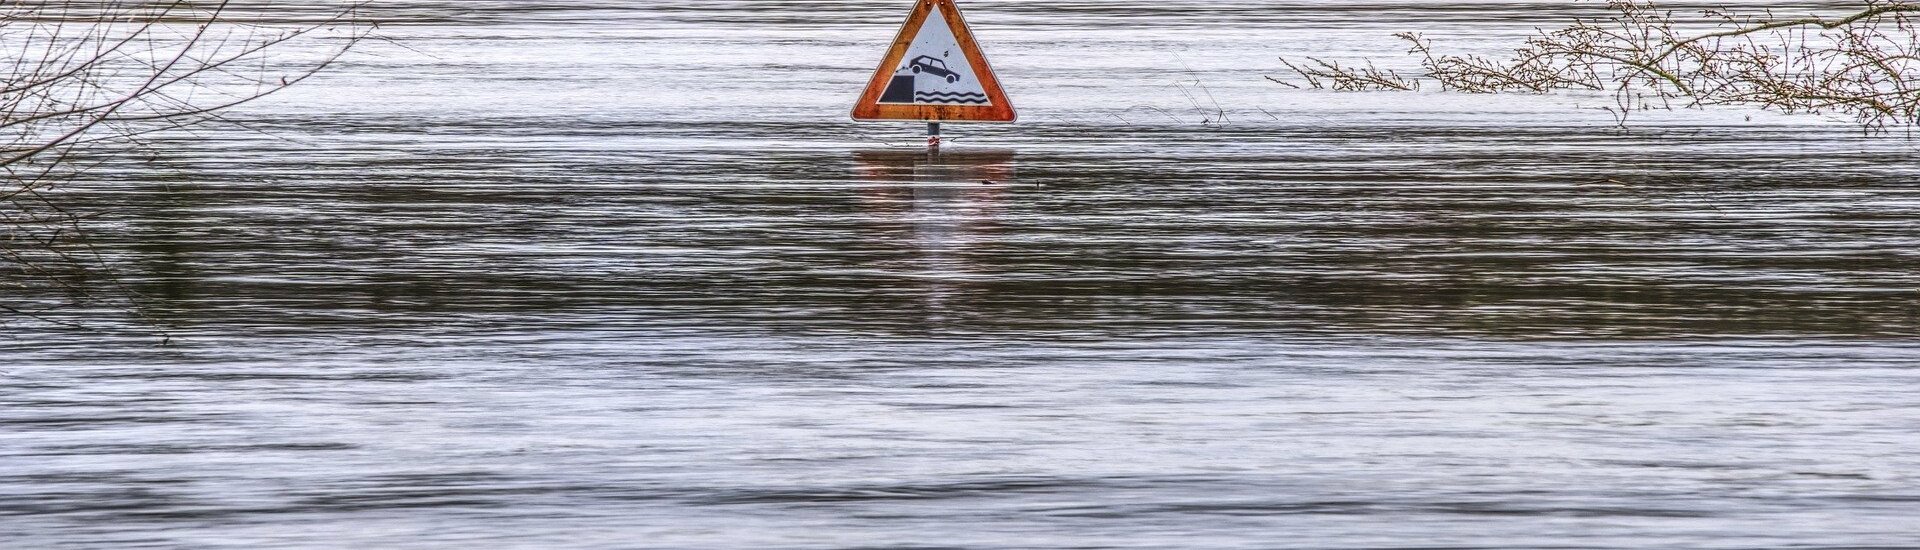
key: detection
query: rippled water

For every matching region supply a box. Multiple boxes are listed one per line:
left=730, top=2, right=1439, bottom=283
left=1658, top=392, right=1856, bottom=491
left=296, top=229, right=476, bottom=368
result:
left=6, top=2, right=1920, bottom=548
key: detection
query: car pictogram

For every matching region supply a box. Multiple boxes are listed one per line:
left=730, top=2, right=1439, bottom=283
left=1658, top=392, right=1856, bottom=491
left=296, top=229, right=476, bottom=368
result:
left=907, top=55, right=963, bottom=83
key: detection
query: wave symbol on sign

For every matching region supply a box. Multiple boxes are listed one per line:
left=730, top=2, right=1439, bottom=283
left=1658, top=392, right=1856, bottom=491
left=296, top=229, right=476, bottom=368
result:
left=915, top=91, right=989, bottom=105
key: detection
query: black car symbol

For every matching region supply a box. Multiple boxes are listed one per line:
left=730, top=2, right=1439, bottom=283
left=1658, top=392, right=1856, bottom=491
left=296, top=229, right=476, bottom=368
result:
left=908, top=56, right=962, bottom=83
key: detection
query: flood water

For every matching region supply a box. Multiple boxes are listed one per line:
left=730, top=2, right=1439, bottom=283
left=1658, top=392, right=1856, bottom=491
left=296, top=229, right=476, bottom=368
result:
left=6, top=1, right=1920, bottom=548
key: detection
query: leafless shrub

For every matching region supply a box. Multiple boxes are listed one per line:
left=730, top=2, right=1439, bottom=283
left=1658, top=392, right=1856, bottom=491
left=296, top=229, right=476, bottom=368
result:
left=1270, top=58, right=1420, bottom=91
left=1278, top=1, right=1920, bottom=128
left=3, top=1, right=367, bottom=329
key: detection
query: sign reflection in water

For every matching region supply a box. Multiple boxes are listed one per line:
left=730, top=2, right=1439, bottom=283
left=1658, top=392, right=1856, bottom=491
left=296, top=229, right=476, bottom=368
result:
left=854, top=149, right=1014, bottom=314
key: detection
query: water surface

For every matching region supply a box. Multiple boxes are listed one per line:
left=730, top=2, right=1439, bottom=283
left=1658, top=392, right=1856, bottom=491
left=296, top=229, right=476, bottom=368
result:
left=5, top=2, right=1920, bottom=548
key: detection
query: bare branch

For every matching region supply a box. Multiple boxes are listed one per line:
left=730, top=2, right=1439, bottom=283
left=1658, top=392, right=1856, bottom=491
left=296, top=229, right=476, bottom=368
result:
left=4, top=0, right=370, bottom=334
left=1274, top=1, right=1920, bottom=129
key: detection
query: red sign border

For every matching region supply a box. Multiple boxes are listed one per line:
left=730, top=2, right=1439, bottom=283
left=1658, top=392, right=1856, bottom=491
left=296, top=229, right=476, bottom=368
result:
left=851, top=0, right=1017, bottom=123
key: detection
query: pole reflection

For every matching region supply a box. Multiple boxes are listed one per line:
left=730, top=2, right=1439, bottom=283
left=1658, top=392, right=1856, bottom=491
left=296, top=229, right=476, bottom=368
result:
left=851, top=149, right=1016, bottom=316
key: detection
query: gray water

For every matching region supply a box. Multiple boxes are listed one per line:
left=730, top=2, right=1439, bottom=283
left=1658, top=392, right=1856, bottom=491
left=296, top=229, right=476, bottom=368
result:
left=6, top=2, right=1920, bottom=548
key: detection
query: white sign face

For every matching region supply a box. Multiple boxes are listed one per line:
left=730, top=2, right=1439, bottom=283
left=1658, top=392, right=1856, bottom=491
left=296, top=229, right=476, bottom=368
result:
left=852, top=0, right=1015, bottom=123
left=876, top=4, right=992, bottom=106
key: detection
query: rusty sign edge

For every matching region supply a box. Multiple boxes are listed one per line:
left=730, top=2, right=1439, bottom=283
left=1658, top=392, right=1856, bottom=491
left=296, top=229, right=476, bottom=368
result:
left=851, top=0, right=1018, bottom=123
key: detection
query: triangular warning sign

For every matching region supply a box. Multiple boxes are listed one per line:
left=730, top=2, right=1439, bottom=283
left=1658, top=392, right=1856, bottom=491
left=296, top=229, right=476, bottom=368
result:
left=852, top=0, right=1017, bottom=123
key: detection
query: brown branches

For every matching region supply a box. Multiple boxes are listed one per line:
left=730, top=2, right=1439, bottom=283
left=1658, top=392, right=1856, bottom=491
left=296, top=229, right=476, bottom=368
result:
left=4, top=1, right=368, bottom=330
left=1272, top=57, right=1420, bottom=91
left=1276, top=1, right=1920, bottom=129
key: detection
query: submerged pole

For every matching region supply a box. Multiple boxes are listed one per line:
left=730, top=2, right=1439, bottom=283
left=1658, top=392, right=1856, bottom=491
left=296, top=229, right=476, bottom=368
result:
left=928, top=122, right=942, bottom=150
